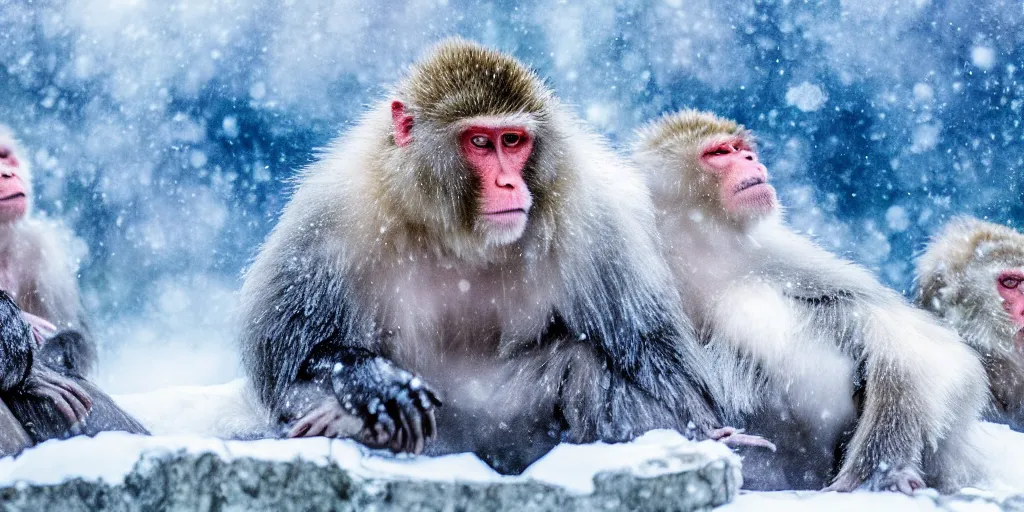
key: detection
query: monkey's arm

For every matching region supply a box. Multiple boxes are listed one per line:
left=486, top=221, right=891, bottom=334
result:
left=0, top=295, right=37, bottom=456
left=5, top=333, right=149, bottom=442
left=985, top=351, right=1024, bottom=428
left=0, top=291, right=92, bottom=425
left=532, top=300, right=724, bottom=443
left=0, top=292, right=34, bottom=391
left=240, top=259, right=439, bottom=453
left=825, top=301, right=986, bottom=493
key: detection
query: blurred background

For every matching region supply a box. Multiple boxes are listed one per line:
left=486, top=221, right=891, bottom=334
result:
left=0, top=0, right=1021, bottom=392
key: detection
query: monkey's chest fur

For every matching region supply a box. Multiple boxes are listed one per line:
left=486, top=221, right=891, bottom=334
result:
left=365, top=260, right=557, bottom=409
left=703, top=280, right=859, bottom=489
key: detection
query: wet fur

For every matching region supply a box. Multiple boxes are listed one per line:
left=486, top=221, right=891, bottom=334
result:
left=240, top=40, right=722, bottom=473
left=0, top=126, right=146, bottom=443
left=916, top=216, right=1024, bottom=430
left=636, top=110, right=987, bottom=492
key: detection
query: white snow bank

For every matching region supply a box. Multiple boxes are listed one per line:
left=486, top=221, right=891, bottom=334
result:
left=718, top=422, right=1024, bottom=512
left=721, top=490, right=971, bottom=512
left=113, top=378, right=268, bottom=438
left=972, top=422, right=1024, bottom=491
left=525, top=429, right=735, bottom=494
left=109, top=379, right=1024, bottom=505
left=0, top=429, right=736, bottom=496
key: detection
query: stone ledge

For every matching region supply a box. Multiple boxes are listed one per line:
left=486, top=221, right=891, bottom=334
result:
left=0, top=431, right=740, bottom=511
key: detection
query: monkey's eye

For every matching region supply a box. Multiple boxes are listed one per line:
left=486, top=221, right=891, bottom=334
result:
left=501, top=133, right=522, bottom=147
left=1002, top=277, right=1022, bottom=290
left=704, top=146, right=731, bottom=156
left=470, top=136, right=491, bottom=149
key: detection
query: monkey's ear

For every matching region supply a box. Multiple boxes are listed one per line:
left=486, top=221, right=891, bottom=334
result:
left=391, top=101, right=414, bottom=147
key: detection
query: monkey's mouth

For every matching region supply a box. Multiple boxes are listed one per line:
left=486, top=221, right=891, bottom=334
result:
left=734, top=177, right=768, bottom=194
left=0, top=192, right=25, bottom=202
left=484, top=208, right=528, bottom=217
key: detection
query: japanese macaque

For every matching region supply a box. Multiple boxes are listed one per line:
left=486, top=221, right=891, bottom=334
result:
left=239, top=39, right=750, bottom=473
left=633, top=110, right=987, bottom=493
left=916, top=216, right=1024, bottom=430
left=0, top=126, right=146, bottom=448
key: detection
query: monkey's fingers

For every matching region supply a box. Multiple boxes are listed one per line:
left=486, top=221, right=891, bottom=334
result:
left=370, top=408, right=397, bottom=447
left=708, top=426, right=741, bottom=439
left=724, top=433, right=777, bottom=452
left=51, top=376, right=93, bottom=411
left=287, top=402, right=336, bottom=438
left=421, top=404, right=437, bottom=441
left=710, top=427, right=777, bottom=452
left=32, top=385, right=81, bottom=424
left=287, top=421, right=312, bottom=438
left=884, top=469, right=926, bottom=495
left=396, top=393, right=426, bottom=454
left=389, top=420, right=406, bottom=454
left=37, top=377, right=90, bottom=423
left=408, top=386, right=439, bottom=441
left=306, top=411, right=341, bottom=438
left=55, top=382, right=91, bottom=422
left=286, top=416, right=317, bottom=438
left=395, top=406, right=415, bottom=454
left=21, top=311, right=57, bottom=336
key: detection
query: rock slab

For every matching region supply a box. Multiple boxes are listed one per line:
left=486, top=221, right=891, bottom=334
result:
left=0, top=433, right=740, bottom=511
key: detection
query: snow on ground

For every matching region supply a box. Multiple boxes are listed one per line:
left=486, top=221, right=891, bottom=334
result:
left=111, top=381, right=1024, bottom=490
left=84, top=381, right=1024, bottom=508
left=723, top=490, right=1001, bottom=512
left=0, top=429, right=736, bottom=496
left=1, top=403, right=1024, bottom=510
left=113, top=378, right=269, bottom=438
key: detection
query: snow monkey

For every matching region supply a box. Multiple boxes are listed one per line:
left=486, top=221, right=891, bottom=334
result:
left=633, top=110, right=987, bottom=493
left=239, top=39, right=764, bottom=473
left=917, top=216, right=1024, bottom=431
left=0, top=126, right=146, bottom=449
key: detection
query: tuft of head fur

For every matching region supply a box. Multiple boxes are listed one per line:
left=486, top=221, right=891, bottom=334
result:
left=398, top=38, right=553, bottom=125
left=355, top=39, right=566, bottom=260
left=917, top=216, right=1024, bottom=292
left=634, top=109, right=754, bottom=155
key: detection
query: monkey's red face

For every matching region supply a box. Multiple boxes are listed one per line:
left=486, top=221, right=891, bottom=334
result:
left=701, top=138, right=776, bottom=218
left=459, top=124, right=534, bottom=245
left=997, top=271, right=1024, bottom=345
left=0, top=144, right=27, bottom=224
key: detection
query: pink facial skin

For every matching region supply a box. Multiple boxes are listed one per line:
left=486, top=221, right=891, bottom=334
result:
left=391, top=101, right=533, bottom=240
left=0, top=144, right=26, bottom=224
left=700, top=138, right=776, bottom=217
left=457, top=125, right=533, bottom=227
left=997, top=270, right=1024, bottom=349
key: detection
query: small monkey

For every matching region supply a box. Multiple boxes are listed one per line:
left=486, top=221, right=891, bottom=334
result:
left=0, top=125, right=146, bottom=447
left=917, top=216, right=1024, bottom=430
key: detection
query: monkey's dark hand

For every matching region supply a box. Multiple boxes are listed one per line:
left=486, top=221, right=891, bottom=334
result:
left=825, top=466, right=926, bottom=495
left=21, top=362, right=93, bottom=424
left=709, top=426, right=777, bottom=452
left=330, top=357, right=441, bottom=455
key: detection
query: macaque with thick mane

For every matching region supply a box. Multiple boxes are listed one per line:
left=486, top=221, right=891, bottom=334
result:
left=633, top=110, right=986, bottom=493
left=917, top=216, right=1024, bottom=430
left=238, top=40, right=760, bottom=473
left=0, top=126, right=146, bottom=449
